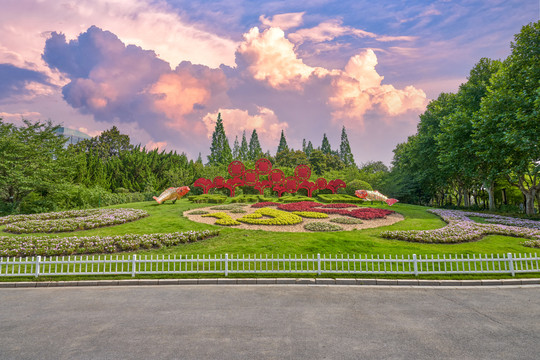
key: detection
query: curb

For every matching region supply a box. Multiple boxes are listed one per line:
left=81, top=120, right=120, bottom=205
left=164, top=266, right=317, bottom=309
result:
left=1, top=278, right=540, bottom=288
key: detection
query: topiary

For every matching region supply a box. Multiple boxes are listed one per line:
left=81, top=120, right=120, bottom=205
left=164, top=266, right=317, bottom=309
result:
left=345, top=179, right=372, bottom=196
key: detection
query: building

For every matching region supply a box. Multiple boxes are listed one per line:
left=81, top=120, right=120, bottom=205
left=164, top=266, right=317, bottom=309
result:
left=54, top=127, right=92, bottom=145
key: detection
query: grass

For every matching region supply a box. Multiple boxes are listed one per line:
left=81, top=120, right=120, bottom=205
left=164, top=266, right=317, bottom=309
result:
left=1, top=199, right=539, bottom=280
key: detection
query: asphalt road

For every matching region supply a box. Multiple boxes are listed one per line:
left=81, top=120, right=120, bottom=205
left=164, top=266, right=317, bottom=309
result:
left=1, top=285, right=539, bottom=359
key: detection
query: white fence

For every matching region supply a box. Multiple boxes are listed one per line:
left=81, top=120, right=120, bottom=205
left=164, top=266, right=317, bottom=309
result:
left=1, top=253, right=539, bottom=278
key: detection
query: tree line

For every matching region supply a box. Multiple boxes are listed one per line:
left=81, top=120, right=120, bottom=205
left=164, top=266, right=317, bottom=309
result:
left=387, top=21, right=539, bottom=215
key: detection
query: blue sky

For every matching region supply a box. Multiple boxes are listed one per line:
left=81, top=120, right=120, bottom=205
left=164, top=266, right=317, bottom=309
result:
left=0, top=0, right=538, bottom=165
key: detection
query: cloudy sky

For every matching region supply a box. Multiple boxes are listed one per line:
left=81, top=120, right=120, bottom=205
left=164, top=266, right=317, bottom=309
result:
left=1, top=0, right=537, bottom=165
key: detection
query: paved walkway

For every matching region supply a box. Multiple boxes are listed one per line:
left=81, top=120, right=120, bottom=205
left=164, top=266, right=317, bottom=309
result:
left=1, top=285, right=539, bottom=359
left=1, top=277, right=539, bottom=287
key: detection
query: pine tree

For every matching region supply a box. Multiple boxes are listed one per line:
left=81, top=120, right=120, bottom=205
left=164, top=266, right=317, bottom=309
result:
left=232, top=135, right=240, bottom=160
left=248, top=129, right=263, bottom=160
left=196, top=152, right=202, bottom=164
left=321, top=133, right=331, bottom=155
left=339, top=126, right=356, bottom=166
left=276, top=130, right=289, bottom=155
left=306, top=141, right=314, bottom=157
left=207, top=113, right=232, bottom=165
left=302, top=139, right=306, bottom=153
left=239, top=131, right=249, bottom=161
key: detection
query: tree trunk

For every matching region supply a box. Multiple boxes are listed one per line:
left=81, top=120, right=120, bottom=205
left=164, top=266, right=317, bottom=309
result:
left=486, top=181, right=496, bottom=211
left=525, top=191, right=536, bottom=215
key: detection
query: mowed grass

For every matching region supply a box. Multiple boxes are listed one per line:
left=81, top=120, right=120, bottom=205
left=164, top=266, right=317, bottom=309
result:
left=4, top=199, right=537, bottom=258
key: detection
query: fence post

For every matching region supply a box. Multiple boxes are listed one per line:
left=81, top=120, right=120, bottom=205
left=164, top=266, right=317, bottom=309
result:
left=35, top=256, right=41, bottom=278
left=507, top=253, right=515, bottom=277
left=317, top=253, right=321, bottom=276
left=131, top=255, right=137, bottom=278
left=412, top=254, right=418, bottom=276
left=225, top=254, right=229, bottom=277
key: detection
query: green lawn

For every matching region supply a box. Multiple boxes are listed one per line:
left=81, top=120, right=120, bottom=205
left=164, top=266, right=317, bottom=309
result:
left=4, top=199, right=536, bottom=258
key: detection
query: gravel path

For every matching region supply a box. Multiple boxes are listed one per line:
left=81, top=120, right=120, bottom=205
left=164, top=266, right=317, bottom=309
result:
left=183, top=204, right=404, bottom=232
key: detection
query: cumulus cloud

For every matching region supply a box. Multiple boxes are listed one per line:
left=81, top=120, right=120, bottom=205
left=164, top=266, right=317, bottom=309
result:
left=0, top=0, right=236, bottom=75
left=259, top=12, right=305, bottom=30
left=146, top=140, right=168, bottom=151
left=202, top=107, right=289, bottom=150
left=237, top=27, right=329, bottom=90
left=236, top=27, right=427, bottom=129
left=0, top=111, right=42, bottom=122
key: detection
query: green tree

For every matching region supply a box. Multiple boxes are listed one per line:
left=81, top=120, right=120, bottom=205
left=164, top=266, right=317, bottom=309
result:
left=305, top=141, right=314, bottom=157
left=0, top=119, right=74, bottom=212
left=73, top=126, right=132, bottom=160
left=207, top=113, right=232, bottom=165
left=321, top=133, right=331, bottom=155
left=309, top=149, right=327, bottom=175
left=438, top=58, right=501, bottom=209
left=239, top=131, right=249, bottom=161
left=232, top=135, right=240, bottom=160
left=248, top=129, right=263, bottom=160
left=339, top=126, right=355, bottom=167
left=476, top=21, right=540, bottom=215
left=276, top=129, right=289, bottom=155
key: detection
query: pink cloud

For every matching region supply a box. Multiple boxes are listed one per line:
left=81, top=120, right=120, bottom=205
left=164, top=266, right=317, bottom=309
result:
left=259, top=12, right=305, bottom=30
left=146, top=140, right=167, bottom=151
left=237, top=27, right=328, bottom=90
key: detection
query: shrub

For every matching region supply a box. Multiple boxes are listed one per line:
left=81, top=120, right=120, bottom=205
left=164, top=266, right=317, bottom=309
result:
left=345, top=179, right=372, bottom=196
left=304, top=222, right=343, bottom=232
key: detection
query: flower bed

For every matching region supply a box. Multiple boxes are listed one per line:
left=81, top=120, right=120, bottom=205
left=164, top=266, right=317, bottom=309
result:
left=238, top=208, right=303, bottom=225
left=381, top=209, right=540, bottom=244
left=201, top=212, right=241, bottom=226
left=0, top=230, right=219, bottom=257
left=304, top=222, right=343, bottom=232
left=330, top=217, right=363, bottom=224
left=2, top=209, right=149, bottom=234
left=276, top=201, right=393, bottom=219
left=320, top=203, right=358, bottom=208
left=292, top=211, right=329, bottom=219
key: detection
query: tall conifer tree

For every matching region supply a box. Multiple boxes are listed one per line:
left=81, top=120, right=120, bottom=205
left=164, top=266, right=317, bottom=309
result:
left=339, top=126, right=356, bottom=166
left=239, top=130, right=249, bottom=161
left=248, top=129, right=263, bottom=160
left=321, top=133, right=331, bottom=155
left=306, top=141, right=314, bottom=157
left=276, top=130, right=289, bottom=155
left=207, top=113, right=232, bottom=165
left=232, top=135, right=240, bottom=160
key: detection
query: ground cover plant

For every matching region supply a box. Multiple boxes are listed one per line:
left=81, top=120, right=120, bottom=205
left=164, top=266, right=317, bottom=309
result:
left=271, top=201, right=394, bottom=220
left=381, top=209, right=540, bottom=246
left=2, top=208, right=148, bottom=234
left=1, top=199, right=539, bottom=262
left=304, top=222, right=343, bottom=232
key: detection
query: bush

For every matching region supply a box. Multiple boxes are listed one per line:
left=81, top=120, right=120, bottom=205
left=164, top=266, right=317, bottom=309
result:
left=345, top=179, right=372, bottom=196
left=188, top=194, right=227, bottom=204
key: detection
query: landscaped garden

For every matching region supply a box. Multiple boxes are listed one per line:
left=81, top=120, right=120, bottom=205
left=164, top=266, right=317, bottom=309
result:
left=1, top=198, right=539, bottom=261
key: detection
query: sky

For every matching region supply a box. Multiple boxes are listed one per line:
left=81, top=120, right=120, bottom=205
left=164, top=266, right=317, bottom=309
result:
left=1, top=0, right=538, bottom=165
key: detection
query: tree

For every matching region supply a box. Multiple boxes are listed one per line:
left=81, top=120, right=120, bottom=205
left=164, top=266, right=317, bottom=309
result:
left=302, top=139, right=307, bottom=153
left=276, top=130, right=289, bottom=155
left=476, top=21, right=540, bottom=215
left=438, top=58, right=501, bottom=209
left=207, top=113, right=232, bottom=165
left=72, top=126, right=132, bottom=160
left=232, top=135, right=240, bottom=160
left=305, top=141, right=314, bottom=157
left=275, top=149, right=309, bottom=168
left=0, top=119, right=74, bottom=210
left=321, top=133, right=331, bottom=155
left=248, top=129, right=263, bottom=160
left=339, top=126, right=356, bottom=166
left=309, top=149, right=327, bottom=175
left=239, top=131, right=249, bottom=161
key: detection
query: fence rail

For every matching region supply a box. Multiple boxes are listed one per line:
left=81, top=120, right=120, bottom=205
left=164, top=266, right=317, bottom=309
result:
left=1, top=253, right=539, bottom=278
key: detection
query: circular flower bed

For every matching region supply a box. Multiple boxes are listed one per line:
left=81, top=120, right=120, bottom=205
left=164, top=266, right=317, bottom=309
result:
left=2, top=208, right=148, bottom=234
